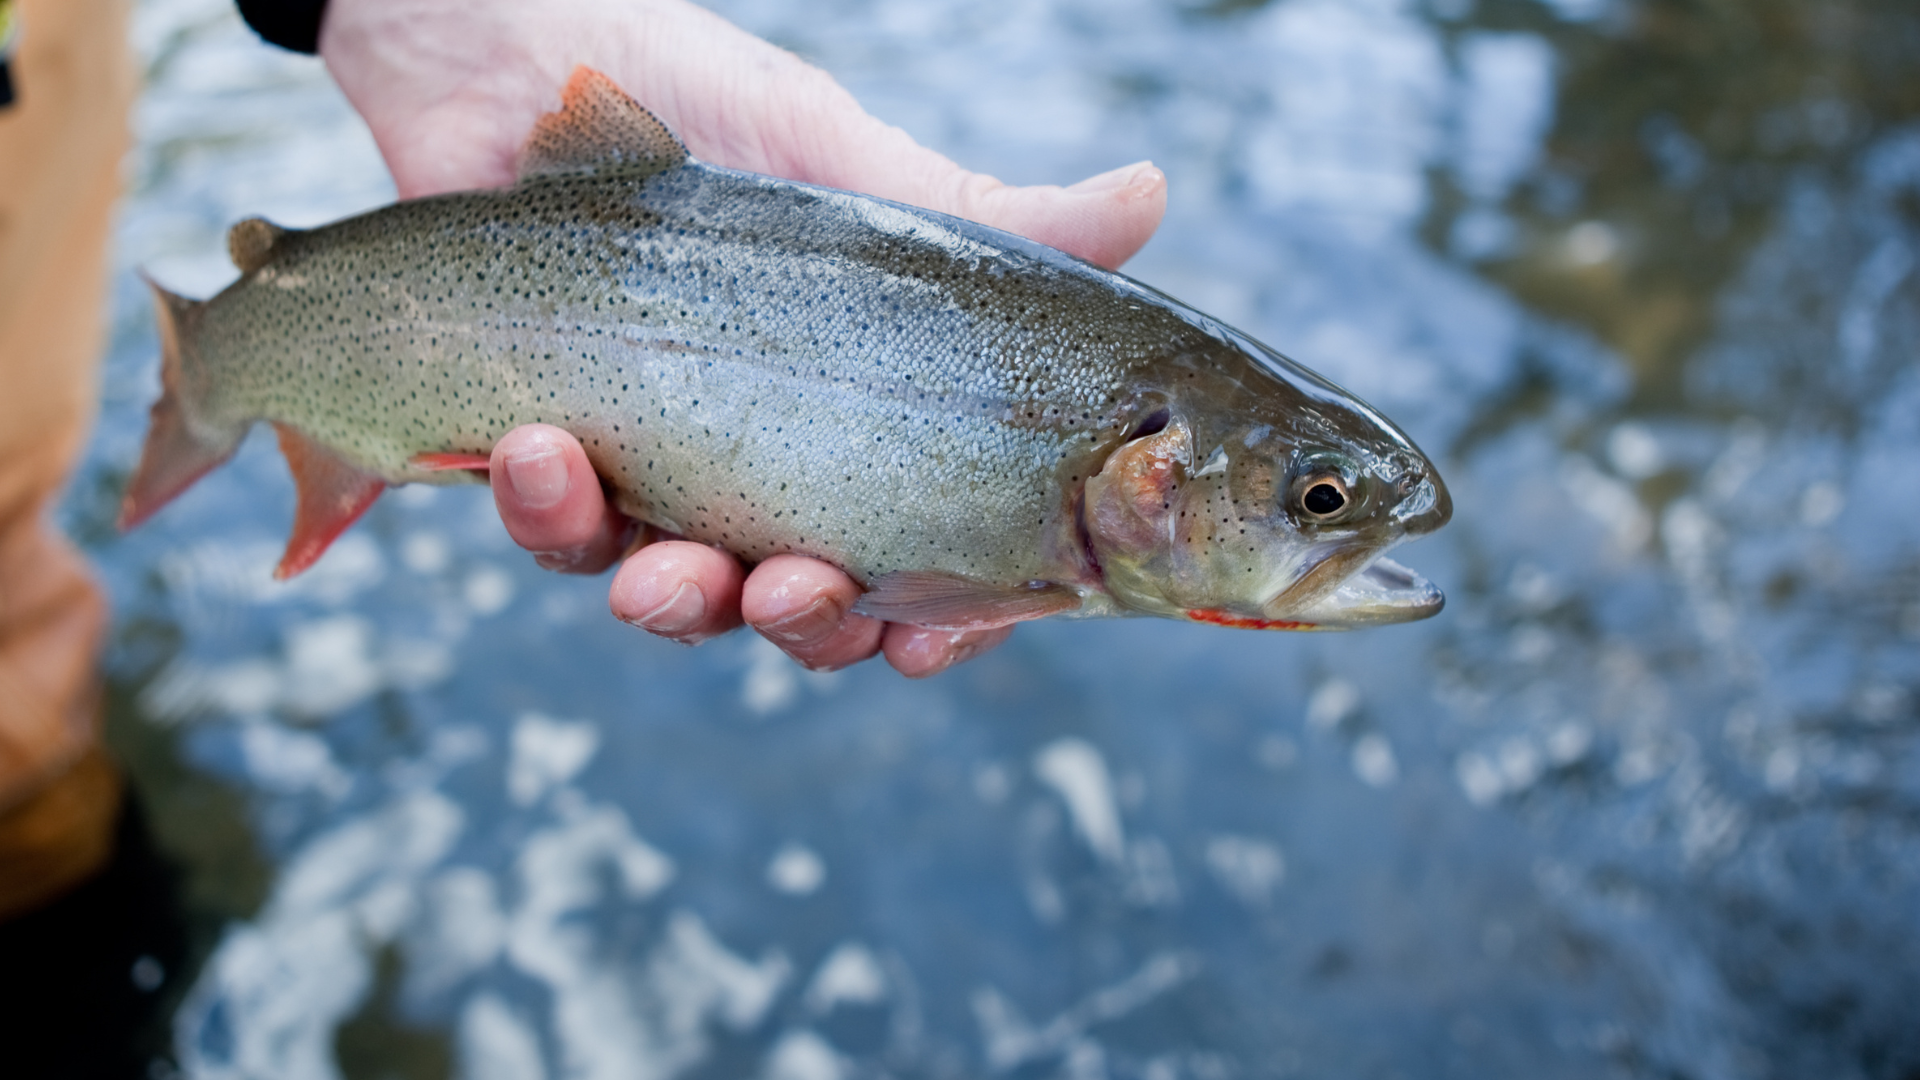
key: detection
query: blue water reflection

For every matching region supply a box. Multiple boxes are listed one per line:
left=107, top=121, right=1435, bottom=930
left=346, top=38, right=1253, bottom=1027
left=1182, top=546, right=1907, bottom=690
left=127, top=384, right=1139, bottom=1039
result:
left=77, top=0, right=1920, bottom=1077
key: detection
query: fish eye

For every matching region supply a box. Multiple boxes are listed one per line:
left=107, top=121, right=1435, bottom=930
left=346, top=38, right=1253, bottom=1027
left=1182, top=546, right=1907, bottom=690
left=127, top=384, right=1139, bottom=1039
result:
left=1291, top=470, right=1353, bottom=523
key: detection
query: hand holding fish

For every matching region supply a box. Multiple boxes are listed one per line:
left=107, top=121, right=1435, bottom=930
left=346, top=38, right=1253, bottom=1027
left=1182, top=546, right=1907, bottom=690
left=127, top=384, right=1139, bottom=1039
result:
left=315, top=0, right=1170, bottom=676
left=122, top=8, right=1450, bottom=683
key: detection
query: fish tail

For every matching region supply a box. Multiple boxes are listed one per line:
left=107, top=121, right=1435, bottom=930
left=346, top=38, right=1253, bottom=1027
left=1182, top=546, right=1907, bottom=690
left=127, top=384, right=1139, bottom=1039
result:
left=118, top=275, right=245, bottom=530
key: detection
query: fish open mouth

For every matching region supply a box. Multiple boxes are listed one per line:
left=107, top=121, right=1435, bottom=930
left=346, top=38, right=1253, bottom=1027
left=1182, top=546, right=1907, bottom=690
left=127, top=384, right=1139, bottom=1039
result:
left=1284, top=555, right=1444, bottom=628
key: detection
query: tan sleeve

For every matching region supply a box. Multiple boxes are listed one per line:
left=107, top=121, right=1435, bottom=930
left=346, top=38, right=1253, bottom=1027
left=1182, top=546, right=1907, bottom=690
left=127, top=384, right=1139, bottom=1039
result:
left=0, top=0, right=136, bottom=915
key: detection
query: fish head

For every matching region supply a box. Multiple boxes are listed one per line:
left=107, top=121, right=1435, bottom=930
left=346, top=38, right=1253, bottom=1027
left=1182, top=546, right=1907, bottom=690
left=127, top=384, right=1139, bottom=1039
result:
left=1082, top=338, right=1451, bottom=630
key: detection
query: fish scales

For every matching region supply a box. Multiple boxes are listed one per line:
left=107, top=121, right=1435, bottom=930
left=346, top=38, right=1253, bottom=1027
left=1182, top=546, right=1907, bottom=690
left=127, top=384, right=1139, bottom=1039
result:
left=126, top=67, right=1451, bottom=631
left=197, top=166, right=1191, bottom=583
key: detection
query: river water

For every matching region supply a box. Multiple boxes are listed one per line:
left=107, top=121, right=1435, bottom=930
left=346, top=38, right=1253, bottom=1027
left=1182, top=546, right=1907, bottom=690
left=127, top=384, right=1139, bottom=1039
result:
left=74, top=0, right=1920, bottom=1077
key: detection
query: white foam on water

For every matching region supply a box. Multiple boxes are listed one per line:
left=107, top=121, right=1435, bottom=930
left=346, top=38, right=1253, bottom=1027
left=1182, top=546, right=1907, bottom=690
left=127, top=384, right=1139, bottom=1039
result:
left=237, top=718, right=352, bottom=800
left=767, top=842, right=827, bottom=896
left=742, top=636, right=802, bottom=715
left=282, top=616, right=383, bottom=716
left=409, top=868, right=507, bottom=1000
left=1033, top=738, right=1125, bottom=865
left=804, top=942, right=888, bottom=1013
left=500, top=806, right=799, bottom=1078
left=760, top=1029, right=848, bottom=1080
left=1204, top=836, right=1287, bottom=909
left=1352, top=733, right=1401, bottom=788
left=276, top=791, right=464, bottom=916
left=1560, top=456, right=1654, bottom=557
left=972, top=952, right=1202, bottom=1072
left=1306, top=679, right=1361, bottom=731
left=175, top=792, right=465, bottom=1079
left=141, top=613, right=458, bottom=722
left=1242, top=0, right=1448, bottom=237
left=459, top=993, right=549, bottom=1080
left=402, top=530, right=452, bottom=575
left=507, top=713, right=602, bottom=807
left=1453, top=32, right=1556, bottom=203
left=464, top=564, right=517, bottom=616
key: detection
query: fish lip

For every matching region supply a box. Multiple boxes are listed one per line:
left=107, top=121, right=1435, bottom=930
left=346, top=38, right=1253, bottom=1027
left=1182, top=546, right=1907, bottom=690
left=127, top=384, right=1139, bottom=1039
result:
left=1281, top=555, right=1445, bottom=627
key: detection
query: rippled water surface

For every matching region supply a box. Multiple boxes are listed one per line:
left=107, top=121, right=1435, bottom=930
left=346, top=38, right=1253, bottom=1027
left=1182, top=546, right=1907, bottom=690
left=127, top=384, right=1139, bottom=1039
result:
left=77, top=0, right=1920, bottom=1077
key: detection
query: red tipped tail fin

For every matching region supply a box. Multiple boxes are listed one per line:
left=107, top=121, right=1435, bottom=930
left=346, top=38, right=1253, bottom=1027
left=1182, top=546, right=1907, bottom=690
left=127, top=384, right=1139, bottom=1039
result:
left=119, top=277, right=244, bottom=530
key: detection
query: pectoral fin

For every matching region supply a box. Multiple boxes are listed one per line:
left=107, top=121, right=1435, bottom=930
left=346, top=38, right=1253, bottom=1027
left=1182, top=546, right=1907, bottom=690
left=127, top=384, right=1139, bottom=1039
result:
left=410, top=451, right=493, bottom=475
left=853, top=571, right=1081, bottom=630
left=273, top=423, right=385, bottom=580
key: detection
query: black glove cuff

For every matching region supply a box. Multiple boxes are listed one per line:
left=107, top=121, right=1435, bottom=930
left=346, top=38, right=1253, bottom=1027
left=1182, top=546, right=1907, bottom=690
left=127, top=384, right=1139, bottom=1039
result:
left=235, top=0, right=330, bottom=55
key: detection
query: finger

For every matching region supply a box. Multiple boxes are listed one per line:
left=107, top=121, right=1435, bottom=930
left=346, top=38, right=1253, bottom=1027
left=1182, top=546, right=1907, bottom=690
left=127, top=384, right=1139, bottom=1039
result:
left=608, top=540, right=745, bottom=643
left=741, top=554, right=883, bottom=671
left=882, top=623, right=1014, bottom=679
left=491, top=424, right=631, bottom=574
left=582, top=24, right=1169, bottom=270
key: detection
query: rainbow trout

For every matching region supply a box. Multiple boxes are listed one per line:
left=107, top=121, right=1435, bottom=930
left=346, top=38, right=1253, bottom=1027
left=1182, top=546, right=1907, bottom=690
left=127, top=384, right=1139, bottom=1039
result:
left=123, top=68, right=1450, bottom=632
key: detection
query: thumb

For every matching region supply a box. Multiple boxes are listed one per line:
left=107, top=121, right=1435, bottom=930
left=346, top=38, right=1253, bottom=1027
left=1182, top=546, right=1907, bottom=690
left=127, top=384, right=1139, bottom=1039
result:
left=919, top=159, right=1169, bottom=273
left=763, top=82, right=1167, bottom=271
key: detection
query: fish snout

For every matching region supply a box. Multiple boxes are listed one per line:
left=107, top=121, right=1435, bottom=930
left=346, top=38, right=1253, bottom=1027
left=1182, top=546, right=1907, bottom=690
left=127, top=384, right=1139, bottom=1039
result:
left=1390, top=461, right=1451, bottom=537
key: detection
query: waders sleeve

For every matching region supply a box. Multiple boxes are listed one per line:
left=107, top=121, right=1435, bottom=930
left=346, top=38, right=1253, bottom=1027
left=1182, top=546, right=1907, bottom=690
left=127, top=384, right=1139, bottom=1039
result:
left=0, top=0, right=134, bottom=919
left=235, top=0, right=330, bottom=54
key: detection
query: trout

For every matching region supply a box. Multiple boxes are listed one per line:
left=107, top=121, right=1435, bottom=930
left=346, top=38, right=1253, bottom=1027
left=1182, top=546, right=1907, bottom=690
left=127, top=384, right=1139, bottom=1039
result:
left=123, top=67, right=1451, bottom=632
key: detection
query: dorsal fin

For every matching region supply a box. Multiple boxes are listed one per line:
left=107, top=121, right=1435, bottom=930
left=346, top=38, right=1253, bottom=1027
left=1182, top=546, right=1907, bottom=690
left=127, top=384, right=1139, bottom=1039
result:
left=515, top=66, right=688, bottom=182
left=228, top=217, right=293, bottom=274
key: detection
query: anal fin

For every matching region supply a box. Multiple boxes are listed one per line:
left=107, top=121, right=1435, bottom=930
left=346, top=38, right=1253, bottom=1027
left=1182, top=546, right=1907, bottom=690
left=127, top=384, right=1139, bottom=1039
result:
left=853, top=570, right=1081, bottom=630
left=273, top=423, right=385, bottom=580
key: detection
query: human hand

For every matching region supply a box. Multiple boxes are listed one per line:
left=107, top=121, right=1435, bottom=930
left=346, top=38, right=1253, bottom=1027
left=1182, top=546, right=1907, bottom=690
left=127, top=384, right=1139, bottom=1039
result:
left=319, top=0, right=1167, bottom=676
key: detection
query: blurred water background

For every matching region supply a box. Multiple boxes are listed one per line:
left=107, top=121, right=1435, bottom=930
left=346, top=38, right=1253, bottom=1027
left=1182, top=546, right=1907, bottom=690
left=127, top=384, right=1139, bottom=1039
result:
left=68, top=0, right=1920, bottom=1076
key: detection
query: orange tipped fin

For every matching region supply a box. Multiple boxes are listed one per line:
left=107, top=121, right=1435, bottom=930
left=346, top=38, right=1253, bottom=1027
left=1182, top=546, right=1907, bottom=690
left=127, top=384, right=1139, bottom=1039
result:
left=853, top=571, right=1081, bottom=630
left=120, top=277, right=244, bottom=530
left=515, top=67, right=687, bottom=182
left=273, top=423, right=385, bottom=580
left=410, top=451, right=493, bottom=474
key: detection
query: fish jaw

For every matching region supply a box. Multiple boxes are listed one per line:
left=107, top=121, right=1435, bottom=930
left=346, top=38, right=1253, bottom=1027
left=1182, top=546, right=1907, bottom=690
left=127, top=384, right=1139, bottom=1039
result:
left=1273, top=555, right=1444, bottom=628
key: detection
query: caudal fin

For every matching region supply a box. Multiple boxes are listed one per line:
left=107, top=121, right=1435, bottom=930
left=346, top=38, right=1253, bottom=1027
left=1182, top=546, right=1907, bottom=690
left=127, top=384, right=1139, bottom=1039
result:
left=118, top=276, right=246, bottom=530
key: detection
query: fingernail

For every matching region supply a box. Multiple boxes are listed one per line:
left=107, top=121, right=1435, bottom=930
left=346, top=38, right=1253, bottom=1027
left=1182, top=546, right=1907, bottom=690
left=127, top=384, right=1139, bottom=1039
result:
left=633, top=581, right=706, bottom=635
left=763, top=596, right=840, bottom=645
left=1068, top=161, right=1155, bottom=195
left=506, top=445, right=568, bottom=509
